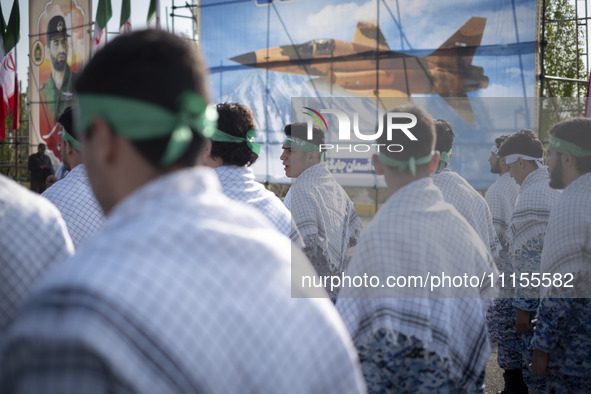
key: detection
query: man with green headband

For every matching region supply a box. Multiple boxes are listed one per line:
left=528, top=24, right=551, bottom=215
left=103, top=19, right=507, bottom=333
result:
left=281, top=122, right=362, bottom=299
left=496, top=129, right=561, bottom=394
left=431, top=119, right=499, bottom=258
left=42, top=106, right=105, bottom=249
left=337, top=105, right=496, bottom=393
left=0, top=30, right=366, bottom=394
left=205, top=102, right=297, bottom=241
left=484, top=135, right=525, bottom=394
left=531, top=117, right=591, bottom=393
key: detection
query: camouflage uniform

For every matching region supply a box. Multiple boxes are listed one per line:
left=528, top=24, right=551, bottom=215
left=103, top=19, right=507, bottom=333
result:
left=534, top=298, right=591, bottom=394
left=486, top=238, right=521, bottom=370
left=512, top=236, right=547, bottom=391
left=357, top=329, right=485, bottom=394
left=485, top=173, right=520, bottom=370
left=506, top=168, right=561, bottom=392
left=533, top=173, right=591, bottom=393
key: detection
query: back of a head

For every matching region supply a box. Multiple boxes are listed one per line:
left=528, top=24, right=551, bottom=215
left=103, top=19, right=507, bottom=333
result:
left=57, top=106, right=76, bottom=140
left=75, top=29, right=210, bottom=168
left=494, top=135, right=509, bottom=149
left=497, top=129, right=543, bottom=159
left=549, top=117, right=591, bottom=174
left=377, top=105, right=435, bottom=163
left=284, top=122, right=326, bottom=146
left=435, top=119, right=455, bottom=153
left=212, top=102, right=258, bottom=166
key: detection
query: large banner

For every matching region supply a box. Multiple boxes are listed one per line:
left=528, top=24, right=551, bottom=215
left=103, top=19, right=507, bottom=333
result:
left=201, top=0, right=537, bottom=189
left=29, top=0, right=92, bottom=164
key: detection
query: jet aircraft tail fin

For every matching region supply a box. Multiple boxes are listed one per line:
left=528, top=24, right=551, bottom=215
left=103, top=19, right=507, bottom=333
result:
left=428, top=17, right=486, bottom=69
left=352, top=20, right=390, bottom=51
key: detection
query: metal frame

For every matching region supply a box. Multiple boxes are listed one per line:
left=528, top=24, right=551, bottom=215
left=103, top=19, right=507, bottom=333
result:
left=538, top=0, right=590, bottom=137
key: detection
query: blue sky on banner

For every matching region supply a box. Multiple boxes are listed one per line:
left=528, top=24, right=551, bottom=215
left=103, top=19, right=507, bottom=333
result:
left=203, top=0, right=536, bottom=98
left=201, top=0, right=537, bottom=188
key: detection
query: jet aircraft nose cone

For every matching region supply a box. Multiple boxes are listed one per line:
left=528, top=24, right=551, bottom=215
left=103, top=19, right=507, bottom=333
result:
left=230, top=51, right=257, bottom=66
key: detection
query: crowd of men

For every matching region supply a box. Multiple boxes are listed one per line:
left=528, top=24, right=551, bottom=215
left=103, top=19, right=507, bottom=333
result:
left=1, top=29, right=590, bottom=394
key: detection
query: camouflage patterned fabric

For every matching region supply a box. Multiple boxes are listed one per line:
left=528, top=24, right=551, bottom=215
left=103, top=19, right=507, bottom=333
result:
left=533, top=298, right=591, bottom=392
left=356, top=328, right=484, bottom=394
left=532, top=173, right=591, bottom=392
left=486, top=298, right=520, bottom=370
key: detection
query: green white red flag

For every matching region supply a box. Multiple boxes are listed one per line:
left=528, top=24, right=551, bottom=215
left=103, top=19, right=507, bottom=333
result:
left=120, top=0, right=131, bottom=34
left=147, top=0, right=161, bottom=29
left=92, top=0, right=113, bottom=54
left=0, top=0, right=19, bottom=139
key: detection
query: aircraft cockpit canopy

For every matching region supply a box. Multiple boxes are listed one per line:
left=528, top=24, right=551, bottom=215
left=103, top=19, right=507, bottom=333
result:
left=299, top=39, right=336, bottom=57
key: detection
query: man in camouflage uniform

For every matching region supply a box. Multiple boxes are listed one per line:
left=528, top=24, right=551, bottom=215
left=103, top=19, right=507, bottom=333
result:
left=497, top=129, right=561, bottom=393
left=531, top=118, right=591, bottom=393
left=485, top=135, right=525, bottom=393
left=40, top=16, right=76, bottom=121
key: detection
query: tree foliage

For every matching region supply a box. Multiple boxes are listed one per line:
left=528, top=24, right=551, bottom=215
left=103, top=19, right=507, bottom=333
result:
left=540, top=0, right=588, bottom=139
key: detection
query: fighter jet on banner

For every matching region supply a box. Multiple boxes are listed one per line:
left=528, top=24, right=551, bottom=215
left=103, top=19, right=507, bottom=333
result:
left=231, top=17, right=488, bottom=124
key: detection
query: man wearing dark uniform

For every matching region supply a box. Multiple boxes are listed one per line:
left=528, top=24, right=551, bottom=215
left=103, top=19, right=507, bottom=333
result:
left=27, top=143, right=54, bottom=193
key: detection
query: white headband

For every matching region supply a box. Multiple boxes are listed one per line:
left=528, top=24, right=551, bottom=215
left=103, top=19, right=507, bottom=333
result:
left=504, top=153, right=544, bottom=168
left=491, top=145, right=499, bottom=154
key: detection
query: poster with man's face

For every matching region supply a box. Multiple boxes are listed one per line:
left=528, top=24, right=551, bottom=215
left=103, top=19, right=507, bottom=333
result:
left=29, top=0, right=91, bottom=163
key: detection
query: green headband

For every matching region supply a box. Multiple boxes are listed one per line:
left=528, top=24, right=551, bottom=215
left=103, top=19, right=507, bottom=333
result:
left=76, top=92, right=218, bottom=167
left=283, top=136, right=326, bottom=161
left=211, top=128, right=261, bottom=155
left=438, top=150, right=451, bottom=170
left=548, top=136, right=591, bottom=157
left=61, top=129, right=81, bottom=151
left=378, top=151, right=434, bottom=178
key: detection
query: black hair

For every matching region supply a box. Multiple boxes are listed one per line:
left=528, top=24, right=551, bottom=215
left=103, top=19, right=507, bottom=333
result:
left=494, top=135, right=509, bottom=149
left=284, top=122, right=326, bottom=146
left=211, top=102, right=258, bottom=166
left=549, top=118, right=591, bottom=174
left=497, top=129, right=544, bottom=168
left=435, top=119, right=455, bottom=153
left=57, top=106, right=77, bottom=143
left=377, top=105, right=435, bottom=170
left=74, top=29, right=210, bottom=168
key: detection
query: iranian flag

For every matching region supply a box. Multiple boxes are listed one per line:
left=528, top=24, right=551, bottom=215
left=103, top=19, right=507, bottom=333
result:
left=92, top=0, right=113, bottom=54
left=120, top=0, right=131, bottom=34
left=0, top=0, right=19, bottom=140
left=147, top=0, right=161, bottom=29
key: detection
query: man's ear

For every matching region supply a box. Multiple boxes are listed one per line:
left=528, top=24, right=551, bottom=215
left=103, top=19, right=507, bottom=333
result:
left=204, top=139, right=212, bottom=159
left=562, top=151, right=576, bottom=169
left=306, top=150, right=320, bottom=165
left=372, top=154, right=384, bottom=175
left=65, top=140, right=75, bottom=157
left=428, top=151, right=440, bottom=174
left=91, top=117, right=118, bottom=167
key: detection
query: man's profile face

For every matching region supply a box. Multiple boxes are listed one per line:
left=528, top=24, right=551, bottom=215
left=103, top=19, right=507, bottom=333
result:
left=48, top=35, right=68, bottom=71
left=506, top=157, right=528, bottom=186
left=547, top=149, right=564, bottom=189
left=488, top=151, right=501, bottom=174
left=280, top=144, right=308, bottom=178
